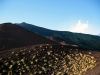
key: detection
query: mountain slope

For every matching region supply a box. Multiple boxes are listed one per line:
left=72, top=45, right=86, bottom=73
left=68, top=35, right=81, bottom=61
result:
left=18, top=22, right=100, bottom=50
left=0, top=23, right=57, bottom=50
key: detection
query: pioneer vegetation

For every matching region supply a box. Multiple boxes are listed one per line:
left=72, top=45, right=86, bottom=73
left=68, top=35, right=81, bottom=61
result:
left=0, top=23, right=100, bottom=75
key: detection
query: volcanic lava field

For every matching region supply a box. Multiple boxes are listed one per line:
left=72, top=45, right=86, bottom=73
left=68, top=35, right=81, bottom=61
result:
left=0, top=44, right=99, bottom=75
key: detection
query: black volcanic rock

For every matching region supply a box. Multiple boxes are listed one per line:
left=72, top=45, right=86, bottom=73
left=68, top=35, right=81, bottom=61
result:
left=0, top=44, right=98, bottom=75
left=0, top=23, right=57, bottom=50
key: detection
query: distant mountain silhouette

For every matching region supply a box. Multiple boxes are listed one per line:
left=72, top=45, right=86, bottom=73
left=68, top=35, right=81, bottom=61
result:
left=18, top=22, right=100, bottom=50
left=0, top=23, right=57, bottom=50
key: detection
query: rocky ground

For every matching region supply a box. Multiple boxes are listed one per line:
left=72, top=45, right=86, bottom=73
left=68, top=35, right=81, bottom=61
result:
left=0, top=44, right=99, bottom=75
left=85, top=51, right=100, bottom=75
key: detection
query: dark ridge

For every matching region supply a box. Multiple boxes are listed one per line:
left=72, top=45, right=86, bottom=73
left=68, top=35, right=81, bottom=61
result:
left=18, top=22, right=100, bottom=50
left=0, top=23, right=58, bottom=50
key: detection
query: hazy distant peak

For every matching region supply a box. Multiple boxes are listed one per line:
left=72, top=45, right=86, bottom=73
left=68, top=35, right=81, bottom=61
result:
left=20, top=22, right=28, bottom=25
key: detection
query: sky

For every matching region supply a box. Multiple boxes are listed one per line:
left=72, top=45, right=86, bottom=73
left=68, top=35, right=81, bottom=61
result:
left=0, top=0, right=100, bottom=35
